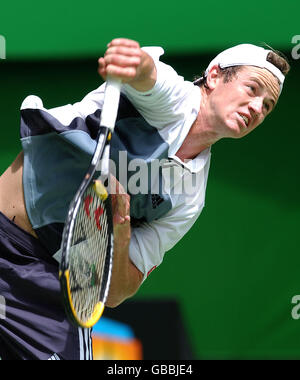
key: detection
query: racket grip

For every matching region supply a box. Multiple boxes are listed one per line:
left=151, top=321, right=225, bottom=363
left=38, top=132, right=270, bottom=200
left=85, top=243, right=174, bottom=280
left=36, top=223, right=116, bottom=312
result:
left=100, top=77, right=122, bottom=131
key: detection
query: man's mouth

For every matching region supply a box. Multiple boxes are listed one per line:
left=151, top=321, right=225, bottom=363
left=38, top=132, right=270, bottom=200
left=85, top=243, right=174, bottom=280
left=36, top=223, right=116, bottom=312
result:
left=238, top=113, right=250, bottom=127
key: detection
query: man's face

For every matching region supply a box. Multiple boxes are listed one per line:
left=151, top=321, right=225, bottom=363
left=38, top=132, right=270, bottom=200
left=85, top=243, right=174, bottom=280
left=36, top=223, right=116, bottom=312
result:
left=206, top=65, right=280, bottom=139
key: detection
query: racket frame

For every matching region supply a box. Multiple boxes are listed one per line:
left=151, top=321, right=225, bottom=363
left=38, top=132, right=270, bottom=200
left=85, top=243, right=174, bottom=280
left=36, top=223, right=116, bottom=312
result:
left=59, top=78, right=121, bottom=328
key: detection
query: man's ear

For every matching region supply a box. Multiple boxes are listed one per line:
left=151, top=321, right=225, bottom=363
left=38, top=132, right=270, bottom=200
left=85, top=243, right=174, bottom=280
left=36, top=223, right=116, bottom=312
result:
left=206, top=65, right=222, bottom=90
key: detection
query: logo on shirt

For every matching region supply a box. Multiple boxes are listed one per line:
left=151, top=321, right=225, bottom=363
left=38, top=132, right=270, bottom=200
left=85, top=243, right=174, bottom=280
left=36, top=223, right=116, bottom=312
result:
left=151, top=194, right=164, bottom=209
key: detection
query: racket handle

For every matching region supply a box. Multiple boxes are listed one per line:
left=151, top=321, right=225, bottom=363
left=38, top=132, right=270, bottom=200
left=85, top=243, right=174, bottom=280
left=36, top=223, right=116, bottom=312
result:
left=100, top=77, right=122, bottom=132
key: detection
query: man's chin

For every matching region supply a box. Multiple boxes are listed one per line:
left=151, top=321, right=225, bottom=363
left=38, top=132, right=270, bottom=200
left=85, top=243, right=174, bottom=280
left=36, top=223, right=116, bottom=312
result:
left=224, top=121, right=246, bottom=139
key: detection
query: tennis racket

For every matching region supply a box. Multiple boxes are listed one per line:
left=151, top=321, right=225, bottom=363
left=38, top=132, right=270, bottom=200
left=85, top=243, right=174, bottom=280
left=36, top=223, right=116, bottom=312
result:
left=59, top=77, right=122, bottom=328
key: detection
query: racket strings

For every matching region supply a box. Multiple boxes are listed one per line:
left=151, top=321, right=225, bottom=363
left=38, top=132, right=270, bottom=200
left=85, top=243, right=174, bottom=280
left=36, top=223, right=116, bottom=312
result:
left=68, top=185, right=110, bottom=324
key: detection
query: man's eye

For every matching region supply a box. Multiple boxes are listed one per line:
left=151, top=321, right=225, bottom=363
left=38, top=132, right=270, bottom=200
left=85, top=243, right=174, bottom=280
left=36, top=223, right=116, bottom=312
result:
left=264, top=102, right=270, bottom=112
left=247, top=85, right=256, bottom=93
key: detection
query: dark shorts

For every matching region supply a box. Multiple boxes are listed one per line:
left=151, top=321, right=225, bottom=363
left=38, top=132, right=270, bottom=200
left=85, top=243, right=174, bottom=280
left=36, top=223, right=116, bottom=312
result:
left=0, top=212, right=93, bottom=360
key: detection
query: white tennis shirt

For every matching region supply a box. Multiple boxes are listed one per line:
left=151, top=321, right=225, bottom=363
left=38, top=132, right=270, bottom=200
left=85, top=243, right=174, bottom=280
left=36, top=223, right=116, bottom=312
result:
left=123, top=47, right=211, bottom=281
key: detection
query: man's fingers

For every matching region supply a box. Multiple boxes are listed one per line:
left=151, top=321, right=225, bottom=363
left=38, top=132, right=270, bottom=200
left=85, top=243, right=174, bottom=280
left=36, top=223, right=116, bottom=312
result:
left=98, top=60, right=137, bottom=82
left=114, top=213, right=125, bottom=225
left=113, top=212, right=130, bottom=227
left=108, top=38, right=140, bottom=49
left=105, top=64, right=137, bottom=80
left=105, top=46, right=142, bottom=58
left=104, top=53, right=141, bottom=68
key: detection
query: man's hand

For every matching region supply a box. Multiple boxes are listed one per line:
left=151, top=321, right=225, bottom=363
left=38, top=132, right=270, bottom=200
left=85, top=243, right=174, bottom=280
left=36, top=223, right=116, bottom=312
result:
left=98, top=38, right=142, bottom=83
left=98, top=38, right=157, bottom=92
left=110, top=175, right=131, bottom=247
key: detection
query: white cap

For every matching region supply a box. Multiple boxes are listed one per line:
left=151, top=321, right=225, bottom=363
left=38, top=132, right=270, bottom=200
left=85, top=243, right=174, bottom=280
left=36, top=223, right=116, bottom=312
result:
left=205, top=44, right=285, bottom=92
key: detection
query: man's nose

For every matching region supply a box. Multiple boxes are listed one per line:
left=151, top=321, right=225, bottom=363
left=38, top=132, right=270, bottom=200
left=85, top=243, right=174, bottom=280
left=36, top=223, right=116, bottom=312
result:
left=249, top=97, right=263, bottom=114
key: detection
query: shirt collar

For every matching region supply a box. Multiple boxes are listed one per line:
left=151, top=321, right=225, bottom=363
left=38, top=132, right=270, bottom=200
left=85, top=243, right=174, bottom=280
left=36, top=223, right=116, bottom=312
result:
left=168, top=146, right=211, bottom=174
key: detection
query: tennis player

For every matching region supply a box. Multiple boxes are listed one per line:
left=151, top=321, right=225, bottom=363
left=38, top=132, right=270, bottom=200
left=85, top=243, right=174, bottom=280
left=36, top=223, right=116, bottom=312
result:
left=0, top=38, right=289, bottom=360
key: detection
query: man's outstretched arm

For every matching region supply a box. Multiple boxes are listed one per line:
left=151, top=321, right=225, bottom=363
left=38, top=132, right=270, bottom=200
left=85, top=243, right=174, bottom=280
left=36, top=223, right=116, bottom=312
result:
left=98, top=38, right=157, bottom=307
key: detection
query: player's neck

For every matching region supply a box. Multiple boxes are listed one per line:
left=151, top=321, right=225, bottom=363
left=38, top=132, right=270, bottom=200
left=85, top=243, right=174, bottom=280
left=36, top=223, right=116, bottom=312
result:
left=176, top=105, right=220, bottom=161
left=175, top=129, right=211, bottom=161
